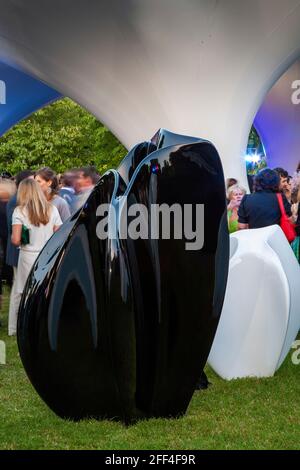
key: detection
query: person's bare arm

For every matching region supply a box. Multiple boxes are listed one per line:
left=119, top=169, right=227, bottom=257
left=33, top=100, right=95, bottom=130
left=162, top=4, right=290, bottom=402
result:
left=11, top=224, right=22, bottom=246
left=238, top=223, right=249, bottom=230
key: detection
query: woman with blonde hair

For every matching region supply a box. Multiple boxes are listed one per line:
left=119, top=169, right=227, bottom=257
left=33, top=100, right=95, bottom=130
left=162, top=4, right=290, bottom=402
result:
left=227, top=184, right=246, bottom=233
left=11, top=178, right=62, bottom=298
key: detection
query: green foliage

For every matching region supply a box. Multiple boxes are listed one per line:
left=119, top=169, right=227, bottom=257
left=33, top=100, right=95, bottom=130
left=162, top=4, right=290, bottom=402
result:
left=247, top=127, right=262, bottom=152
left=246, top=126, right=267, bottom=175
left=246, top=156, right=267, bottom=175
left=0, top=98, right=127, bottom=175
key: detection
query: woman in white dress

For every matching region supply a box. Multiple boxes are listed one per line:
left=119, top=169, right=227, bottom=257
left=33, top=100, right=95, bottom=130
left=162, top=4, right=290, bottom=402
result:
left=11, top=178, right=62, bottom=296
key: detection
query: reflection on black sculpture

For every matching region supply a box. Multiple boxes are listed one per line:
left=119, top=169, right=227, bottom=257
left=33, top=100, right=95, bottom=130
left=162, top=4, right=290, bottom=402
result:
left=17, top=129, right=229, bottom=422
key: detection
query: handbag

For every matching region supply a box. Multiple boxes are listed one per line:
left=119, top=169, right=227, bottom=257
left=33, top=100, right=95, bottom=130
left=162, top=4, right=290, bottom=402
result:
left=21, top=225, right=30, bottom=245
left=276, top=193, right=296, bottom=243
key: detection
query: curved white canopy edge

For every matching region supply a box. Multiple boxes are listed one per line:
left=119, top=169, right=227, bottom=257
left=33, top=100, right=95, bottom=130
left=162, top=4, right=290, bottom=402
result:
left=1, top=1, right=300, bottom=185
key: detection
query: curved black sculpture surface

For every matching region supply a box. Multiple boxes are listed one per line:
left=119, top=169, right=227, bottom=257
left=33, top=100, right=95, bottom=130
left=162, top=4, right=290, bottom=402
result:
left=17, top=129, right=229, bottom=422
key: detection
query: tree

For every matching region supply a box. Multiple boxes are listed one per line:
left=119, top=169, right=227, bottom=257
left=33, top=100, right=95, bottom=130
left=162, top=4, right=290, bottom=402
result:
left=0, top=98, right=127, bottom=175
left=246, top=126, right=267, bottom=175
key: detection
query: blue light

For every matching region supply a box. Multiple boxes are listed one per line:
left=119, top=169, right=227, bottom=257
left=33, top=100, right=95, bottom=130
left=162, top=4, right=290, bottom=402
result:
left=245, top=152, right=262, bottom=164
left=151, top=164, right=160, bottom=174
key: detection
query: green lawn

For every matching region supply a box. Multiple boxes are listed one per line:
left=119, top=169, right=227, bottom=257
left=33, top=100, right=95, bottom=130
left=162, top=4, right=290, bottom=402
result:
left=0, top=286, right=299, bottom=450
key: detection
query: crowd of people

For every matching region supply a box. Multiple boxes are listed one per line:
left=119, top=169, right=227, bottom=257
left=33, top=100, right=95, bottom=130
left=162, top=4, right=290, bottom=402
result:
left=1, top=161, right=300, bottom=338
left=226, top=165, right=300, bottom=259
left=0, top=166, right=100, bottom=335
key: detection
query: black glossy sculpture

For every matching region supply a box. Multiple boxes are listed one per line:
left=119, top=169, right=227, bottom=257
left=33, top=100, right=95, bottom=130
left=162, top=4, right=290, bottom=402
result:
left=17, top=129, right=229, bottom=422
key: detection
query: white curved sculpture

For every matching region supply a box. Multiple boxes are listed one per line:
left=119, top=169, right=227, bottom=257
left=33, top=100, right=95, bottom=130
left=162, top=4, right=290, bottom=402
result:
left=1, top=1, right=300, bottom=185
left=208, top=225, right=300, bottom=379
